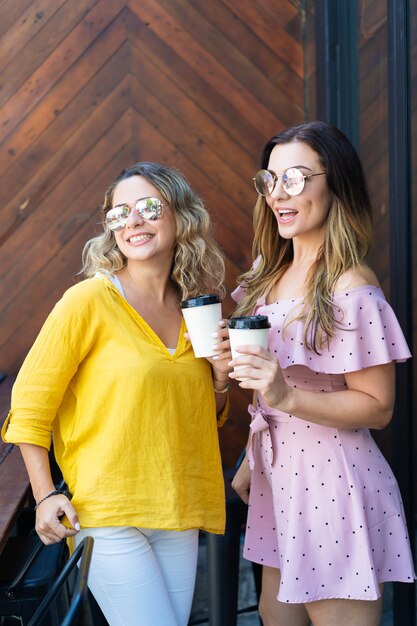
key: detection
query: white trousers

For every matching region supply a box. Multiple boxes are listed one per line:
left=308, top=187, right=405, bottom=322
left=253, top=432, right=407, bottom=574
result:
left=74, top=526, right=199, bottom=626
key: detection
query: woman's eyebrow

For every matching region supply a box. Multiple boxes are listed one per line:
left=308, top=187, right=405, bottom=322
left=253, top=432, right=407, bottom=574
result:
left=291, top=164, right=314, bottom=171
left=113, top=196, right=154, bottom=207
left=269, top=164, right=314, bottom=173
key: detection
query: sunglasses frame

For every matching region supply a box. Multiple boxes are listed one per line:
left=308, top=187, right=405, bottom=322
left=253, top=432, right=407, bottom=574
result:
left=253, top=167, right=326, bottom=197
left=105, top=197, right=166, bottom=231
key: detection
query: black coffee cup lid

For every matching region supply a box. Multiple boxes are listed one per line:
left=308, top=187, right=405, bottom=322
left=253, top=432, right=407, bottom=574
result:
left=180, top=294, right=220, bottom=308
left=228, top=315, right=271, bottom=329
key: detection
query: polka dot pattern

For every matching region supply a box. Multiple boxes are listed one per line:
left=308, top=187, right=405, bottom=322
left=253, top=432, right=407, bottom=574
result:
left=232, top=284, right=415, bottom=603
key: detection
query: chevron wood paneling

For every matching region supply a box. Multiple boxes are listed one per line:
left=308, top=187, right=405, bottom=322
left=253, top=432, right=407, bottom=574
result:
left=0, top=0, right=305, bottom=465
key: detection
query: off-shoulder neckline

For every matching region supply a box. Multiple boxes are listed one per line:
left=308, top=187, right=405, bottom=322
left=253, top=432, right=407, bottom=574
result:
left=260, top=284, right=383, bottom=306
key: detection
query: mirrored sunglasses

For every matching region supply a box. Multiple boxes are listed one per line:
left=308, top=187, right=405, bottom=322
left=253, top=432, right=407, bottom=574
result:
left=105, top=197, right=165, bottom=231
left=253, top=167, right=326, bottom=197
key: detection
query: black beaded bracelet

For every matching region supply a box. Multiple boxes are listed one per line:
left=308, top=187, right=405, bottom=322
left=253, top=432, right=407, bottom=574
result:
left=34, top=489, right=63, bottom=510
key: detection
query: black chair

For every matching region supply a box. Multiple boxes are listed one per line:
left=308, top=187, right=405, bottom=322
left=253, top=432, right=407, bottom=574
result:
left=0, top=536, right=67, bottom=625
left=27, top=536, right=94, bottom=626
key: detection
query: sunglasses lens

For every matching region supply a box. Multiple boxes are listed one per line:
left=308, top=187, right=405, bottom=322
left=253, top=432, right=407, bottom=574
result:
left=136, top=198, right=163, bottom=221
left=254, top=170, right=275, bottom=196
left=282, top=168, right=305, bottom=196
left=106, top=206, right=129, bottom=231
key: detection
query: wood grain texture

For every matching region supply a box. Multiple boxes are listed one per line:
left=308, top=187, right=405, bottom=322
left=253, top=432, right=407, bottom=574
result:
left=0, top=376, right=30, bottom=554
left=0, top=0, right=306, bottom=466
left=358, top=6, right=390, bottom=296
left=0, top=448, right=30, bottom=553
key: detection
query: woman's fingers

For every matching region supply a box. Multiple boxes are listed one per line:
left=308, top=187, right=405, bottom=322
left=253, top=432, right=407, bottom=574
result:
left=228, top=356, right=276, bottom=378
left=209, top=320, right=232, bottom=363
left=36, top=495, right=80, bottom=544
left=227, top=347, right=288, bottom=406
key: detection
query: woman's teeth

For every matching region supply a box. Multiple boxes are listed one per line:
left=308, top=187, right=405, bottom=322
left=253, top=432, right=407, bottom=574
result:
left=128, top=234, right=153, bottom=243
left=279, top=209, right=297, bottom=217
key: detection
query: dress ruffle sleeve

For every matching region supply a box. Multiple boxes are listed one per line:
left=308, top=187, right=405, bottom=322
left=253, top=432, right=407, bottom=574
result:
left=232, top=283, right=411, bottom=374
left=266, top=286, right=411, bottom=374
left=231, top=284, right=246, bottom=303
left=231, top=256, right=262, bottom=304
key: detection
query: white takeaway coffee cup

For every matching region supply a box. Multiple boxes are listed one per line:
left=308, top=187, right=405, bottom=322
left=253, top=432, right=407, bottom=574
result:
left=228, top=315, right=271, bottom=379
left=180, top=294, right=222, bottom=358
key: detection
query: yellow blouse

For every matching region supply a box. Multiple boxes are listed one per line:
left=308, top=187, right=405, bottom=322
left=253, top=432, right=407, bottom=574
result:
left=2, top=275, right=227, bottom=534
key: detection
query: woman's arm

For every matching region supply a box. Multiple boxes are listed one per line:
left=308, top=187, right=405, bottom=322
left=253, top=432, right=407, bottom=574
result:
left=228, top=345, right=395, bottom=430
left=207, top=320, right=233, bottom=415
left=19, top=443, right=80, bottom=544
left=231, top=450, right=251, bottom=504
left=282, top=362, right=394, bottom=429
left=212, top=371, right=229, bottom=415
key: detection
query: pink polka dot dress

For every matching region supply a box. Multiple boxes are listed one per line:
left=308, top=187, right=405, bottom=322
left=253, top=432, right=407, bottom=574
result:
left=232, top=284, right=415, bottom=603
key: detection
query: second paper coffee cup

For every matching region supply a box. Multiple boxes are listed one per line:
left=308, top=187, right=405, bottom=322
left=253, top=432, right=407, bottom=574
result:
left=180, top=294, right=222, bottom=358
left=228, top=315, right=271, bottom=377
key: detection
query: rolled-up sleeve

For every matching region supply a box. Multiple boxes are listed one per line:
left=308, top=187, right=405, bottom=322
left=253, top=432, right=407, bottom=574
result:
left=2, top=297, right=92, bottom=449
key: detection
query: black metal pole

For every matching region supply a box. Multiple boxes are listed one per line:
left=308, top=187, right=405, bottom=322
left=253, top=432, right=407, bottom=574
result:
left=315, top=0, right=359, bottom=149
left=387, top=0, right=415, bottom=624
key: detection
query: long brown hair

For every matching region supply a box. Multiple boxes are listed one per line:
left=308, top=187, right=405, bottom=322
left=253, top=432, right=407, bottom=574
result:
left=234, top=121, right=373, bottom=352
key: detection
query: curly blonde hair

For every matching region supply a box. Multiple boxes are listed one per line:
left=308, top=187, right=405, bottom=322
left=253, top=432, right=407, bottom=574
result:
left=82, top=162, right=225, bottom=301
left=234, top=121, right=373, bottom=352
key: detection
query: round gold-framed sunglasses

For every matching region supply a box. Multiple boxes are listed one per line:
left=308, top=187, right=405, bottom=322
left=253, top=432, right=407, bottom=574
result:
left=105, top=197, right=165, bottom=231
left=253, top=167, right=326, bottom=197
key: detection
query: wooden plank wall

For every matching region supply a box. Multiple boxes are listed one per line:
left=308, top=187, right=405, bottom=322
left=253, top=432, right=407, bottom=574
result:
left=356, top=1, right=417, bottom=465
left=0, top=0, right=306, bottom=466
left=358, top=0, right=416, bottom=324
left=358, top=0, right=390, bottom=292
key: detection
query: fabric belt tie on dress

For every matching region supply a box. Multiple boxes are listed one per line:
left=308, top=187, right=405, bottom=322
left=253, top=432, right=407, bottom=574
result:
left=247, top=404, right=274, bottom=470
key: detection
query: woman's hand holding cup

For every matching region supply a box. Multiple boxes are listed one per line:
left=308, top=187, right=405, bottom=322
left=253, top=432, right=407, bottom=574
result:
left=208, top=319, right=233, bottom=378
left=228, top=315, right=270, bottom=382
left=180, top=293, right=232, bottom=378
left=227, top=315, right=290, bottom=408
left=180, top=294, right=222, bottom=358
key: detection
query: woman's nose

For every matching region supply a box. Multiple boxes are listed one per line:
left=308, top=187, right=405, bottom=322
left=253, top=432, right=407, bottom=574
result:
left=126, top=208, right=144, bottom=227
left=269, top=177, right=288, bottom=200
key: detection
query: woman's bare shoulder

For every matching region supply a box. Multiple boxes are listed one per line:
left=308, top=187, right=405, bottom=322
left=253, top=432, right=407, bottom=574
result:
left=335, top=264, right=380, bottom=292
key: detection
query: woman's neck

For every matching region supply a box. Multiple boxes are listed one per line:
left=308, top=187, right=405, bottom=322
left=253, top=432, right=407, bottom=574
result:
left=117, top=263, right=177, bottom=305
left=291, top=233, right=323, bottom=267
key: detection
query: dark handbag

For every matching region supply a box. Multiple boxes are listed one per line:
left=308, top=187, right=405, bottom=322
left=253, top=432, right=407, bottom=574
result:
left=0, top=535, right=67, bottom=624
left=0, top=479, right=68, bottom=625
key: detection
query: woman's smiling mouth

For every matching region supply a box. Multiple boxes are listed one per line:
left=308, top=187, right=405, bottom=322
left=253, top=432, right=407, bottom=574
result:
left=277, top=208, right=298, bottom=223
left=126, top=233, right=154, bottom=244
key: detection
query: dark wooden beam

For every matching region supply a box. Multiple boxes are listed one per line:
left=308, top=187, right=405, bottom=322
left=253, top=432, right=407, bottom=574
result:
left=315, top=0, right=359, bottom=149
left=387, top=0, right=416, bottom=623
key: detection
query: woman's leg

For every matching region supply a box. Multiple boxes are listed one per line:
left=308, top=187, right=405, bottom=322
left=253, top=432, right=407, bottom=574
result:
left=74, top=527, right=198, bottom=626
left=305, top=585, right=383, bottom=626
left=259, top=566, right=311, bottom=626
left=146, top=528, right=199, bottom=625
left=259, top=566, right=382, bottom=626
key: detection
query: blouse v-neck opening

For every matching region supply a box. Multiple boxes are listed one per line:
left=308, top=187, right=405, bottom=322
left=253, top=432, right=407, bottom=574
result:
left=97, top=273, right=186, bottom=357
